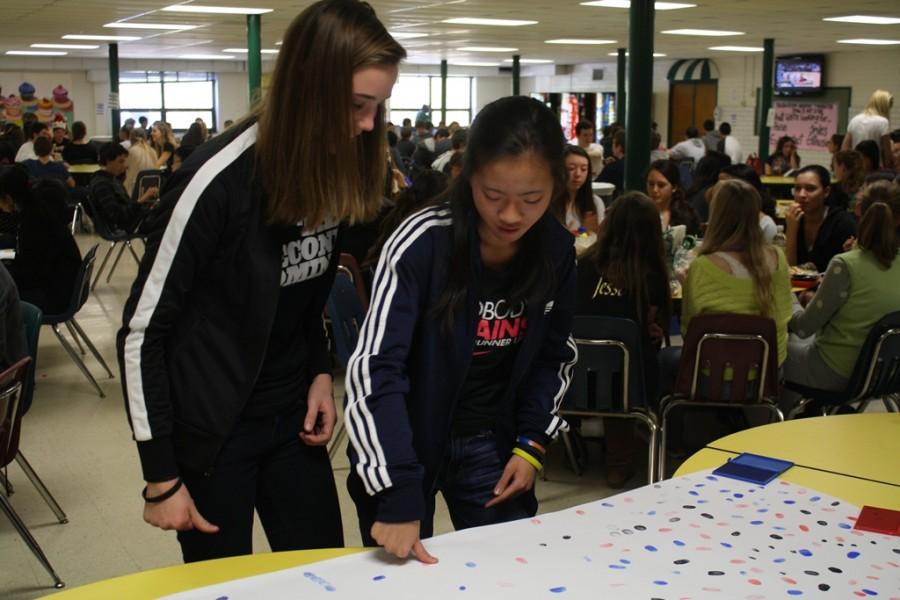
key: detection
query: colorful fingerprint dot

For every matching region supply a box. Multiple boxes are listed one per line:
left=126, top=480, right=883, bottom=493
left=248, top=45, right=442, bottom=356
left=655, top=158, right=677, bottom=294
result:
left=549, top=586, right=567, bottom=593
left=645, top=545, right=658, bottom=552
left=458, top=585, right=466, bottom=591
left=465, top=561, right=477, bottom=568
left=372, top=575, right=386, bottom=581
left=515, top=557, right=528, bottom=564
left=799, top=549, right=813, bottom=557
left=848, top=551, right=861, bottom=559
left=654, top=580, right=669, bottom=585
left=787, top=590, right=803, bottom=596
left=674, top=540, right=686, bottom=546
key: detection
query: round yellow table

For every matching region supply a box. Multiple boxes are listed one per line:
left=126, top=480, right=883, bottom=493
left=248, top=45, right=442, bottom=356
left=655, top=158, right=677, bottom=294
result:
left=45, top=548, right=365, bottom=599
left=675, top=413, right=900, bottom=509
left=67, top=164, right=101, bottom=174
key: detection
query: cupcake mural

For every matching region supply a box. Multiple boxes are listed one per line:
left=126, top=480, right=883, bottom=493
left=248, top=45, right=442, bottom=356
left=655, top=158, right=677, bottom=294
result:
left=4, top=95, right=23, bottom=124
left=18, top=82, right=37, bottom=113
left=36, top=97, right=54, bottom=124
left=52, top=85, right=73, bottom=112
left=0, top=83, right=76, bottom=127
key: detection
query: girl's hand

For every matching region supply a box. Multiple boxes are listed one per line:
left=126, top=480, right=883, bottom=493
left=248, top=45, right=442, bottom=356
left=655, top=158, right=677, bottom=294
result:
left=143, top=479, right=219, bottom=533
left=785, top=203, right=803, bottom=230
left=842, top=236, right=855, bottom=252
left=371, top=521, right=438, bottom=563
left=300, top=373, right=336, bottom=446
left=485, top=454, right=537, bottom=508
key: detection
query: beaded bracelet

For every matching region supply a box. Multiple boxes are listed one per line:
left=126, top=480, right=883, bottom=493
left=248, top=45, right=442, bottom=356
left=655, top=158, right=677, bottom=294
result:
left=142, top=477, right=183, bottom=504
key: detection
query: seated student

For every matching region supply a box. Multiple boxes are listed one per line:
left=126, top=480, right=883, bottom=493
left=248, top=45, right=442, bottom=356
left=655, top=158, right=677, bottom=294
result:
left=14, top=122, right=50, bottom=163
left=833, top=150, right=865, bottom=209
left=432, top=128, right=466, bottom=173
left=718, top=164, right=778, bottom=243
left=0, top=262, right=27, bottom=370
left=22, top=137, right=75, bottom=188
left=784, top=165, right=857, bottom=271
left=646, top=159, right=701, bottom=236
left=685, top=151, right=730, bottom=224
left=827, top=133, right=845, bottom=174
left=563, top=144, right=604, bottom=234
left=0, top=165, right=81, bottom=315
left=89, top=143, right=158, bottom=233
left=855, top=139, right=881, bottom=175
left=62, top=121, right=98, bottom=164
left=681, top=179, right=794, bottom=365
left=668, top=126, right=706, bottom=166
left=784, top=182, right=900, bottom=403
left=765, top=136, right=800, bottom=176
left=568, top=119, right=604, bottom=176
left=51, top=121, right=69, bottom=161
left=575, top=192, right=670, bottom=487
left=595, top=129, right=625, bottom=197
left=346, top=96, right=576, bottom=563
left=124, top=128, right=159, bottom=198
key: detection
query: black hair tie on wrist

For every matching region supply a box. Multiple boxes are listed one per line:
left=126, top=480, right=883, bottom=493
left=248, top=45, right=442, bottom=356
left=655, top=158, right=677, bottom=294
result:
left=142, top=477, right=183, bottom=503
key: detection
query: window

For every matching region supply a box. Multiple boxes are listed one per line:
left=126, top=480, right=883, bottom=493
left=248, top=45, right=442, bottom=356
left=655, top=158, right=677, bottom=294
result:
left=119, top=71, right=217, bottom=133
left=389, top=75, right=473, bottom=127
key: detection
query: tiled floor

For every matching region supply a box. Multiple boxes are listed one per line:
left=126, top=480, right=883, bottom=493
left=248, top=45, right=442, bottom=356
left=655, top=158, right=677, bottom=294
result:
left=1, top=233, right=643, bottom=598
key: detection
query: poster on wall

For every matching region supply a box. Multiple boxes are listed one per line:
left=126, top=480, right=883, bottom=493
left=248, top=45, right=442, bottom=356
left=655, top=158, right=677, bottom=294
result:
left=1, top=82, right=75, bottom=128
left=768, top=101, right=837, bottom=152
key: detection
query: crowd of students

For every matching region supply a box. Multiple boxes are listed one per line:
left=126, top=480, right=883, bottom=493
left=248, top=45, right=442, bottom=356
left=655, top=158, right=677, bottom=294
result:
left=0, top=0, right=897, bottom=574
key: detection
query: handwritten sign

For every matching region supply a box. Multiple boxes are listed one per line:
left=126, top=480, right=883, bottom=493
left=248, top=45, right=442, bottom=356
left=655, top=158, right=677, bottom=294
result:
left=769, top=101, right=838, bottom=151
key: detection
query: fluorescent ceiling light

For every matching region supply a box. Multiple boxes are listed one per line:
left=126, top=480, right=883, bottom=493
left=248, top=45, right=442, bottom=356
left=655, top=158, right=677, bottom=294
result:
left=459, top=46, right=518, bottom=52
left=450, top=61, right=501, bottom=67
left=503, top=58, right=553, bottom=64
left=104, top=22, right=198, bottom=30
left=607, top=51, right=667, bottom=56
left=546, top=38, right=616, bottom=45
left=662, top=29, right=744, bottom=36
left=223, top=48, right=279, bottom=54
left=7, top=50, right=67, bottom=56
left=179, top=53, right=236, bottom=59
left=389, top=31, right=429, bottom=40
left=63, top=34, right=141, bottom=41
left=581, top=1, right=696, bottom=9
left=708, top=45, right=764, bottom=52
left=162, top=5, right=272, bottom=15
left=837, top=38, right=900, bottom=45
left=442, top=18, right=537, bottom=26
left=32, top=43, right=100, bottom=49
left=824, top=15, right=900, bottom=25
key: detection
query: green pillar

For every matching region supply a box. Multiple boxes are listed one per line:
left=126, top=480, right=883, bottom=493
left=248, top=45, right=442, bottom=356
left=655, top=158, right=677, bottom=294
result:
left=512, top=54, right=521, bottom=96
left=108, top=43, right=120, bottom=138
left=616, top=47, right=627, bottom=125
left=247, top=14, right=262, bottom=104
left=440, top=59, right=448, bottom=127
left=758, top=38, right=775, bottom=162
left=623, top=0, right=654, bottom=192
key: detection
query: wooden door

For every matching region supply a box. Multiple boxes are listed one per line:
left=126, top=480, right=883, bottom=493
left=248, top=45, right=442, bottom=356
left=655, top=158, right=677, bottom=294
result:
left=668, top=82, right=718, bottom=146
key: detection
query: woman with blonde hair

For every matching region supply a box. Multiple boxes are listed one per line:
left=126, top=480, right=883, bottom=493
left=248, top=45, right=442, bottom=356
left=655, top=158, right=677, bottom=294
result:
left=150, top=120, right=178, bottom=169
left=118, top=0, right=405, bottom=563
left=124, top=128, right=158, bottom=197
left=681, top=179, right=794, bottom=365
left=842, top=89, right=894, bottom=169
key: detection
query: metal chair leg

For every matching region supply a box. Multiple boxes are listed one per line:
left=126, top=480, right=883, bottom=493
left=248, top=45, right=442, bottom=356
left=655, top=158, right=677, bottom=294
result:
left=127, top=239, right=141, bottom=264
left=0, top=491, right=65, bottom=588
left=51, top=325, right=105, bottom=398
left=64, top=321, right=85, bottom=356
left=91, top=242, right=117, bottom=291
left=0, top=469, right=13, bottom=496
left=15, top=452, right=67, bottom=524
left=630, top=411, right=658, bottom=484
left=70, top=319, right=114, bottom=379
left=657, top=398, right=674, bottom=481
left=69, top=203, right=81, bottom=235
left=106, top=242, right=129, bottom=283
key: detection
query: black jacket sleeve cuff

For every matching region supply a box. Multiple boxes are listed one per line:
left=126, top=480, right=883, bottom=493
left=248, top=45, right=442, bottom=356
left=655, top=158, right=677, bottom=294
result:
left=374, top=478, right=426, bottom=523
left=137, top=437, right=180, bottom=483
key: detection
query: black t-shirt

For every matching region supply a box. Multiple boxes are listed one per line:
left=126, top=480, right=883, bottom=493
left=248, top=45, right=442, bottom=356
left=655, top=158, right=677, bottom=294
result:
left=797, top=207, right=857, bottom=272
left=453, top=268, right=527, bottom=435
left=574, top=260, right=668, bottom=402
left=244, top=220, right=340, bottom=417
left=62, top=142, right=97, bottom=164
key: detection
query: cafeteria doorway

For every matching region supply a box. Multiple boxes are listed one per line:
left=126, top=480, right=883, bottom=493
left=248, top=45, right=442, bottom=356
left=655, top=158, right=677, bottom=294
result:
left=668, top=81, right=718, bottom=146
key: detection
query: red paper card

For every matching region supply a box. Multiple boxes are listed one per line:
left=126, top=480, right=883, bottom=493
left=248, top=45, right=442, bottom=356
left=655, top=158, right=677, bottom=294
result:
left=853, top=505, right=900, bottom=536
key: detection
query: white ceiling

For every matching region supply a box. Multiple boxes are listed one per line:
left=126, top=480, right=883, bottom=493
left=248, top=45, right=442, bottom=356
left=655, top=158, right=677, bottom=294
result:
left=2, top=0, right=899, bottom=65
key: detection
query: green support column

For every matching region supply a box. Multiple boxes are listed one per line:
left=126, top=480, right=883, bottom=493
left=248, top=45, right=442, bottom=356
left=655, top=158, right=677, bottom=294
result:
left=758, top=38, right=775, bottom=162
left=108, top=43, right=120, bottom=137
left=617, top=47, right=627, bottom=125
left=247, top=14, right=262, bottom=104
left=512, top=54, right=521, bottom=96
left=440, top=59, right=448, bottom=127
left=623, top=0, right=654, bottom=192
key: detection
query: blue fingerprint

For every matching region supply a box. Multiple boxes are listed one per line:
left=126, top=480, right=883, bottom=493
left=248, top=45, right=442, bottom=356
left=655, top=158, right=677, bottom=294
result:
left=689, top=490, right=699, bottom=496
left=584, top=556, right=592, bottom=562
left=698, top=499, right=709, bottom=504
left=847, top=551, right=861, bottom=559
left=838, top=523, right=852, bottom=530
left=734, top=493, right=744, bottom=498
left=653, top=580, right=669, bottom=586
left=787, top=590, right=803, bottom=596
left=550, top=587, right=567, bottom=593
left=758, top=508, right=769, bottom=513
left=706, top=476, right=719, bottom=481
left=373, top=575, right=386, bottom=581
left=784, top=500, right=796, bottom=505
left=647, top=510, right=657, bottom=516
left=602, top=502, right=614, bottom=507
left=721, top=542, right=733, bottom=548
left=620, top=559, right=631, bottom=564
left=645, top=545, right=658, bottom=552
left=673, top=540, right=686, bottom=547
left=861, top=589, right=878, bottom=596
left=751, top=520, right=764, bottom=525
left=810, top=496, right=821, bottom=502
left=465, top=561, right=477, bottom=568
left=609, top=564, right=626, bottom=570
left=774, top=558, right=786, bottom=563
left=799, top=549, right=813, bottom=557
left=459, top=585, right=466, bottom=591
left=325, top=586, right=336, bottom=592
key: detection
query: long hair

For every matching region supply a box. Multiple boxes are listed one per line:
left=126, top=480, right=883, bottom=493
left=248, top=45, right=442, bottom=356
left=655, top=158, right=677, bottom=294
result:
left=859, top=202, right=900, bottom=269
left=720, top=163, right=775, bottom=218
left=151, top=121, right=177, bottom=155
left=434, top=95, right=567, bottom=323
left=855, top=140, right=881, bottom=171
left=686, top=151, right=731, bottom=198
left=648, top=159, right=697, bottom=227
left=563, top=144, right=595, bottom=222
left=585, top=191, right=671, bottom=329
left=701, top=179, right=775, bottom=317
left=253, top=0, right=406, bottom=226
left=864, top=90, right=893, bottom=120
left=834, top=150, right=865, bottom=195
left=774, top=135, right=800, bottom=164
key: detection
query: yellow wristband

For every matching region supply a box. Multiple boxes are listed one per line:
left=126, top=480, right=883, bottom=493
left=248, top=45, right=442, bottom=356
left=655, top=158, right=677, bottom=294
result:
left=512, top=447, right=542, bottom=471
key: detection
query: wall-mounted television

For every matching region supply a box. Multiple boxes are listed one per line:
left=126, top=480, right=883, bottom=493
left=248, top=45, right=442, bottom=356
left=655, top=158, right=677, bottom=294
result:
left=775, top=55, right=824, bottom=95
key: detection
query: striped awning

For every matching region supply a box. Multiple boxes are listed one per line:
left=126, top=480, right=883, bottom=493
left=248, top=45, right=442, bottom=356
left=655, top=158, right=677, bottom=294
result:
left=667, top=58, right=719, bottom=81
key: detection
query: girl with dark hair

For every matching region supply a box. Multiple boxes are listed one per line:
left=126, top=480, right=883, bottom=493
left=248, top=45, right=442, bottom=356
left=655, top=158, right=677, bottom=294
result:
left=346, top=95, right=576, bottom=563
left=785, top=165, right=857, bottom=271
left=563, top=144, right=604, bottom=233
left=62, top=121, right=97, bottom=164
left=855, top=140, right=881, bottom=174
left=719, top=163, right=777, bottom=242
left=686, top=151, right=731, bottom=223
left=765, top=136, right=800, bottom=175
left=785, top=184, right=900, bottom=405
left=576, top=192, right=670, bottom=487
left=834, top=150, right=865, bottom=207
left=0, top=165, right=81, bottom=314
left=646, top=159, right=701, bottom=236
left=118, top=0, right=406, bottom=563
left=179, top=122, right=206, bottom=149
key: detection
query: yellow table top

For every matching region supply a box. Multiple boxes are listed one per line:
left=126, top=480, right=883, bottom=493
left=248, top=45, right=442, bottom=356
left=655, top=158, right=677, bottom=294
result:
left=761, top=175, right=797, bottom=185
left=67, top=163, right=100, bottom=174
left=46, top=547, right=365, bottom=599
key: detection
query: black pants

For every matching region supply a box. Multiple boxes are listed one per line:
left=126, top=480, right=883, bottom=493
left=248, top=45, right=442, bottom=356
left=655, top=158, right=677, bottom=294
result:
left=177, top=405, right=343, bottom=563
